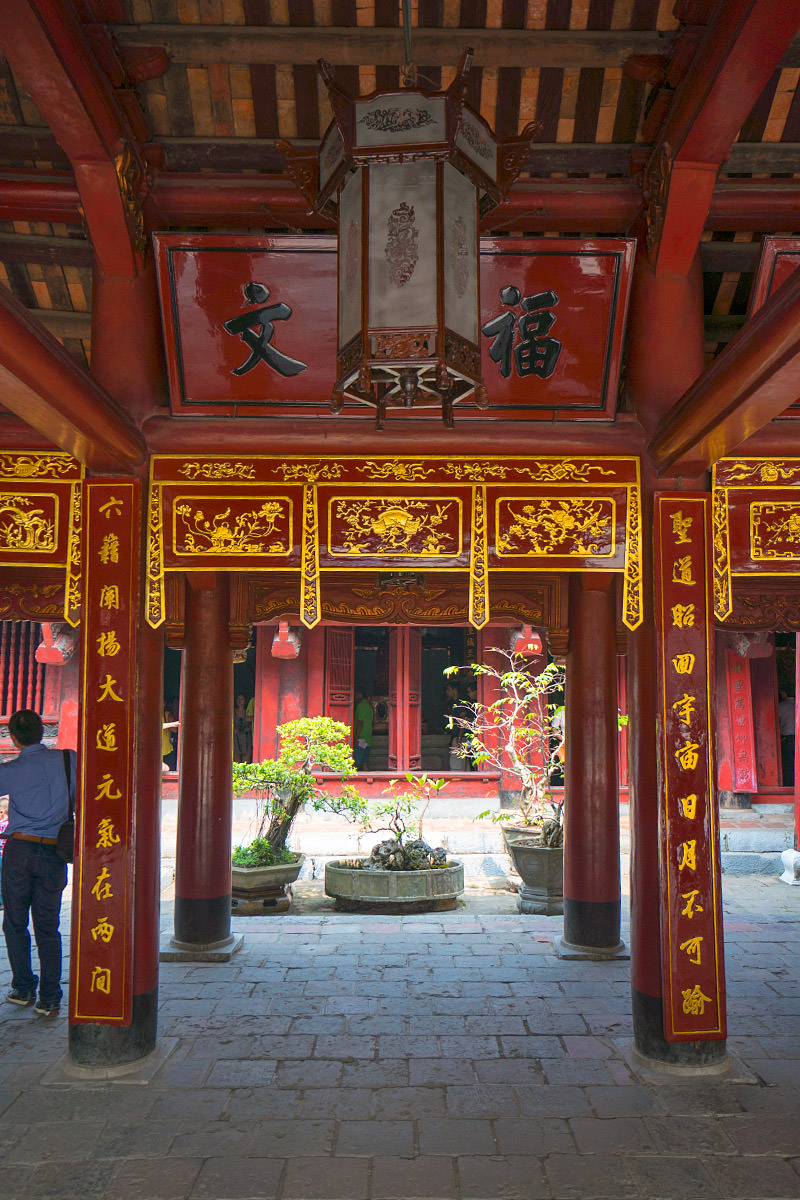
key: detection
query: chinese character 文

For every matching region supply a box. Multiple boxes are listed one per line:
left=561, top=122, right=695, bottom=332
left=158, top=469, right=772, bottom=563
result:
left=675, top=742, right=701, bottom=771
left=91, top=916, right=115, bottom=943
left=672, top=653, right=696, bottom=675
left=97, top=674, right=124, bottom=703
left=90, top=966, right=112, bottom=994
left=672, top=693, right=697, bottom=725
left=679, top=935, right=703, bottom=966
left=670, top=510, right=693, bottom=544
left=681, top=983, right=713, bottom=1016
left=94, top=774, right=123, bottom=803
left=678, top=793, right=698, bottom=819
left=90, top=866, right=114, bottom=901
left=99, top=584, right=120, bottom=610
left=95, top=723, right=117, bottom=752
left=671, top=556, right=696, bottom=587
left=481, top=286, right=562, bottom=380
left=671, top=603, right=696, bottom=629
left=678, top=840, right=697, bottom=871
left=96, top=631, right=121, bottom=658
left=223, top=282, right=307, bottom=378
left=96, top=818, right=120, bottom=849
left=98, top=533, right=119, bottom=564
left=681, top=889, right=704, bottom=919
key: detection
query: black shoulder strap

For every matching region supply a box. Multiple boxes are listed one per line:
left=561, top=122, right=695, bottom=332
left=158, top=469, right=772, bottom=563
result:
left=62, top=748, right=74, bottom=818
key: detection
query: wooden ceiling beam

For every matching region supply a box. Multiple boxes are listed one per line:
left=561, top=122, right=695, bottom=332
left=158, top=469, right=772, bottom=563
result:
left=112, top=25, right=671, bottom=68
left=0, top=232, right=92, bottom=266
left=649, top=265, right=800, bottom=475
left=642, top=0, right=800, bottom=275
left=0, top=284, right=145, bottom=471
left=0, top=0, right=149, bottom=276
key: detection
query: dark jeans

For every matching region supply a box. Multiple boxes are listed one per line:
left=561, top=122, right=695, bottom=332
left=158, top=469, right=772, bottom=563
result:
left=1, top=838, right=67, bottom=1007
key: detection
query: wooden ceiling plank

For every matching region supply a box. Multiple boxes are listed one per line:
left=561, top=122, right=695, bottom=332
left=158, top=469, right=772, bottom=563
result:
left=0, top=231, right=92, bottom=266
left=110, top=24, right=673, bottom=66
left=649, top=263, right=800, bottom=475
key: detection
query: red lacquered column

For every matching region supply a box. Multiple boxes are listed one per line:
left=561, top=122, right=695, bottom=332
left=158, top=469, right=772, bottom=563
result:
left=562, top=574, right=622, bottom=954
left=173, top=575, right=234, bottom=948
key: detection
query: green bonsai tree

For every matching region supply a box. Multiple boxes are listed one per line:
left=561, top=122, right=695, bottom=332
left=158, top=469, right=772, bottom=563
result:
left=232, top=716, right=367, bottom=867
left=445, top=648, right=565, bottom=846
left=358, top=773, right=451, bottom=871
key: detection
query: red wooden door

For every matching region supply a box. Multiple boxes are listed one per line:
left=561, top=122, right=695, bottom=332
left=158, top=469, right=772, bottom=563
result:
left=388, top=627, right=399, bottom=770
left=407, top=627, right=422, bottom=770
left=325, top=627, right=354, bottom=729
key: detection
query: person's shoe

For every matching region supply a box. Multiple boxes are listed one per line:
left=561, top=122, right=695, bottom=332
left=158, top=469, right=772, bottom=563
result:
left=6, top=988, right=35, bottom=1006
left=34, top=999, right=60, bottom=1017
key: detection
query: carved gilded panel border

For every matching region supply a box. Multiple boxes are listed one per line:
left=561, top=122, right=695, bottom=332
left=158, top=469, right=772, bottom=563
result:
left=147, top=455, right=642, bottom=631
left=0, top=453, right=83, bottom=626
left=712, top=459, right=800, bottom=622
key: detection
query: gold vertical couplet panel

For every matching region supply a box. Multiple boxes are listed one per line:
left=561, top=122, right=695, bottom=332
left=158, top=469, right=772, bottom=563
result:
left=469, top=484, right=489, bottom=629
left=712, top=484, right=731, bottom=621
left=146, top=475, right=165, bottom=628
left=622, top=477, right=642, bottom=631
left=301, top=484, right=321, bottom=628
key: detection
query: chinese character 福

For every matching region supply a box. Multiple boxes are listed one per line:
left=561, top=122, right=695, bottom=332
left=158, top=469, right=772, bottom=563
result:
left=481, top=286, right=562, bottom=380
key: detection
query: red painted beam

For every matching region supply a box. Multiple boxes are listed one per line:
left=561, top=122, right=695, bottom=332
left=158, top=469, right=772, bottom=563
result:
left=0, top=0, right=147, bottom=275
left=0, top=284, right=146, bottom=471
left=648, top=264, right=800, bottom=475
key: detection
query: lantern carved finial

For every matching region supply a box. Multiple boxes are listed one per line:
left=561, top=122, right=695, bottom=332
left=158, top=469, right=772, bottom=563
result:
left=279, top=51, right=537, bottom=428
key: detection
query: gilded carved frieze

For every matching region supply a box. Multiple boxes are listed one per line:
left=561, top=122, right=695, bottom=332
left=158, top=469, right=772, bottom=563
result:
left=173, top=497, right=292, bottom=556
left=495, top=497, right=615, bottom=557
left=750, top=502, right=800, bottom=559
left=329, top=497, right=461, bottom=557
left=0, top=494, right=57, bottom=554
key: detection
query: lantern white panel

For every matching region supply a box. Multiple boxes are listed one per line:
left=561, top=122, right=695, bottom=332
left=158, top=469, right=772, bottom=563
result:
left=338, top=169, right=363, bottom=349
left=443, top=162, right=479, bottom=344
left=368, top=161, right=437, bottom=329
left=455, top=108, right=498, bottom=182
left=320, top=122, right=345, bottom=193
left=355, top=95, right=446, bottom=147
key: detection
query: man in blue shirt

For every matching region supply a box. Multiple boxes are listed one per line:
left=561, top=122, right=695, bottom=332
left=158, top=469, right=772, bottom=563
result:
left=0, top=709, right=75, bottom=1016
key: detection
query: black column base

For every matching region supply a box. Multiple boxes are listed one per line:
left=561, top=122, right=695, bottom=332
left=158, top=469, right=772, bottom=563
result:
left=633, top=987, right=727, bottom=1065
left=564, top=897, right=621, bottom=949
left=174, top=894, right=231, bottom=946
left=68, top=988, right=157, bottom=1067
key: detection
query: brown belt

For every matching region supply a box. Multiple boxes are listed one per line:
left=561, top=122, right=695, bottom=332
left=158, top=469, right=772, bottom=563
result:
left=10, top=831, right=58, bottom=845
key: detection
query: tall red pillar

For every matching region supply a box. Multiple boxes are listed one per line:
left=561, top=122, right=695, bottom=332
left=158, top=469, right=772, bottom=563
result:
left=561, top=574, right=623, bottom=955
left=173, top=574, right=235, bottom=949
left=625, top=248, right=722, bottom=1063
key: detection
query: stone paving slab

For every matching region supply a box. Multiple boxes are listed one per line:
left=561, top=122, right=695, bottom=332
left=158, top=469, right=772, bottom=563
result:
left=0, top=875, right=799, bottom=1198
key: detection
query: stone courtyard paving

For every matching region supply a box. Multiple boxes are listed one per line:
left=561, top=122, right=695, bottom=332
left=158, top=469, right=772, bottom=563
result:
left=0, top=874, right=798, bottom=1199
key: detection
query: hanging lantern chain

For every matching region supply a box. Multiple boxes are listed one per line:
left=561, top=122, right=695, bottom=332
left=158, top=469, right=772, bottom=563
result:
left=400, top=0, right=417, bottom=87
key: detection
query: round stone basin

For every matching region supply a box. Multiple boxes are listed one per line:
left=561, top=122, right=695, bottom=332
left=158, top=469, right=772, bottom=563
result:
left=325, top=860, right=464, bottom=911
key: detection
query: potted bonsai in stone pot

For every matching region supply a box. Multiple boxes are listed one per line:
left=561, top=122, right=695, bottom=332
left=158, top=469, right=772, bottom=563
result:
left=445, top=648, right=565, bottom=914
left=325, top=774, right=465, bottom=912
left=232, top=716, right=366, bottom=913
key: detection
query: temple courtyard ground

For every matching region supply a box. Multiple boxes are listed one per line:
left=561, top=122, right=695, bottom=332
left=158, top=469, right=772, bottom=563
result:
left=0, top=859, right=799, bottom=1199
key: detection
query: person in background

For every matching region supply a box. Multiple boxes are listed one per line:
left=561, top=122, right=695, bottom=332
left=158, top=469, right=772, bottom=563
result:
left=0, top=796, right=7, bottom=909
left=779, top=690, right=795, bottom=786
left=233, top=693, right=254, bottom=763
left=0, top=709, right=75, bottom=1017
left=162, top=702, right=179, bottom=773
left=353, top=690, right=373, bottom=770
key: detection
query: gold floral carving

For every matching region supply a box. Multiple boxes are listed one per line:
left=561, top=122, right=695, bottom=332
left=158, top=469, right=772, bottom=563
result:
left=147, top=482, right=165, bottom=628
left=178, top=461, right=256, bottom=481
left=358, top=459, right=434, bottom=482
left=718, top=459, right=800, bottom=486
left=497, top=498, right=614, bottom=557
left=301, top=485, right=321, bottom=628
left=750, top=502, right=800, bottom=559
left=0, top=494, right=57, bottom=554
left=65, top=482, right=82, bottom=627
left=173, top=499, right=291, bottom=556
left=623, top=484, right=642, bottom=631
left=442, top=459, right=616, bottom=483
left=645, top=142, right=671, bottom=260
left=0, top=581, right=64, bottom=620
left=114, top=140, right=148, bottom=257
left=0, top=453, right=77, bottom=480
left=331, top=498, right=460, bottom=557
left=281, top=461, right=345, bottom=483
left=469, top=485, right=489, bottom=629
left=712, top=486, right=731, bottom=622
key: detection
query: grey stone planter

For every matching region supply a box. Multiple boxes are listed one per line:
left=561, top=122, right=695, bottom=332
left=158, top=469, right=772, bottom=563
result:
left=506, top=839, right=563, bottom=914
left=325, top=860, right=464, bottom=911
left=231, top=853, right=305, bottom=914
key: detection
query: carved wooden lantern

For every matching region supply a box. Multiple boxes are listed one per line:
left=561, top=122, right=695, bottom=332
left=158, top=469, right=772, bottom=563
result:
left=279, top=50, right=537, bottom=428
